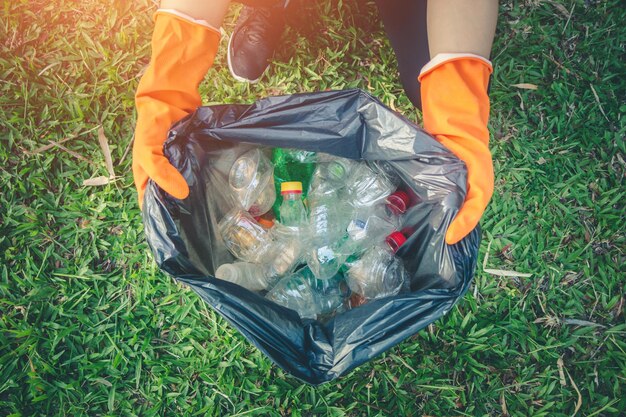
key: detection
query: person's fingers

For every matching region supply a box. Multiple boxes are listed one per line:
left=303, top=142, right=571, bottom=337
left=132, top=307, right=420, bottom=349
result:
left=143, top=153, right=190, bottom=200
left=133, top=147, right=189, bottom=210
left=445, top=194, right=485, bottom=244
left=445, top=160, right=493, bottom=244
left=433, top=135, right=493, bottom=245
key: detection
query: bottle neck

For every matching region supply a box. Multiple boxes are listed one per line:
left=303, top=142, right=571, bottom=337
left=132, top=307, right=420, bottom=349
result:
left=281, top=191, right=302, bottom=201
left=386, top=239, right=400, bottom=253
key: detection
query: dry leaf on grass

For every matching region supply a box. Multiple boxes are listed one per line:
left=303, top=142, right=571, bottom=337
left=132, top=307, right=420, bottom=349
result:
left=83, top=126, right=119, bottom=187
left=567, top=368, right=583, bottom=416
left=589, top=84, right=609, bottom=123
left=483, top=268, right=533, bottom=278
left=97, top=126, right=115, bottom=178
left=83, top=176, right=111, bottom=186
left=483, top=240, right=533, bottom=278
left=512, top=83, right=538, bottom=90
left=47, top=140, right=93, bottom=164
left=95, top=377, right=113, bottom=387
left=562, top=318, right=606, bottom=328
left=557, top=357, right=567, bottom=386
left=549, top=1, right=570, bottom=18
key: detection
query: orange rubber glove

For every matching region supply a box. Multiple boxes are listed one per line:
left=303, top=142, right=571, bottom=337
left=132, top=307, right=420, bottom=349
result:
left=418, top=54, right=494, bottom=245
left=133, top=10, right=221, bottom=207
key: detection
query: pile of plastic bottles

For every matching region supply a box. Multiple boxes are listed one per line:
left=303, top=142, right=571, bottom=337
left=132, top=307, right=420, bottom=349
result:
left=215, top=147, right=412, bottom=320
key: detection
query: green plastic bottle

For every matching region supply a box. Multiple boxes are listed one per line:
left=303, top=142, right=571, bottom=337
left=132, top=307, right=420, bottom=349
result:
left=271, top=148, right=316, bottom=219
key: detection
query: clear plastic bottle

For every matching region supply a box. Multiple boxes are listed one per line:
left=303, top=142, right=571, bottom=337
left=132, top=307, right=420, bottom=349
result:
left=304, top=157, right=356, bottom=280
left=345, top=231, right=410, bottom=301
left=307, top=199, right=337, bottom=240
left=346, top=161, right=399, bottom=208
left=346, top=190, right=410, bottom=249
left=218, top=209, right=273, bottom=263
left=278, top=181, right=308, bottom=229
left=306, top=195, right=352, bottom=280
left=266, top=268, right=347, bottom=320
left=306, top=240, right=351, bottom=281
left=215, top=224, right=302, bottom=292
left=215, top=262, right=270, bottom=291
left=264, top=236, right=302, bottom=279
left=308, top=157, right=356, bottom=198
left=228, top=149, right=276, bottom=217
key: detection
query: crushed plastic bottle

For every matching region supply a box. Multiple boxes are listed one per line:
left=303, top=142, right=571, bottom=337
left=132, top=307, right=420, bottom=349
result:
left=228, top=148, right=276, bottom=216
left=306, top=196, right=352, bottom=280
left=306, top=240, right=352, bottom=281
left=308, top=197, right=346, bottom=243
left=386, top=190, right=411, bottom=215
left=218, top=209, right=273, bottom=263
left=278, top=148, right=318, bottom=164
left=304, top=157, right=356, bottom=279
left=215, top=220, right=303, bottom=291
left=266, top=267, right=347, bottom=320
left=215, top=262, right=270, bottom=291
left=308, top=157, right=356, bottom=198
left=346, top=190, right=410, bottom=249
left=346, top=161, right=399, bottom=208
left=344, top=231, right=410, bottom=301
left=265, top=234, right=302, bottom=279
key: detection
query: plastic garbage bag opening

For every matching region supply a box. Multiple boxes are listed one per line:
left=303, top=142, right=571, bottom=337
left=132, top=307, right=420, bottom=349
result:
left=142, top=89, right=480, bottom=385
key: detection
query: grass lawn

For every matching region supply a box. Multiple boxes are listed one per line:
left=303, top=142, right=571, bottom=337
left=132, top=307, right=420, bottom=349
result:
left=1, top=0, right=624, bottom=415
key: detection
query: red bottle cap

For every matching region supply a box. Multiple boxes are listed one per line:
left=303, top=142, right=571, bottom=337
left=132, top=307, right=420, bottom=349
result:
left=385, top=231, right=407, bottom=253
left=386, top=190, right=410, bottom=215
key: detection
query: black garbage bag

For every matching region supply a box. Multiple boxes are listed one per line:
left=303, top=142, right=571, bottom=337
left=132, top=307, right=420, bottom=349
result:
left=142, top=89, right=480, bottom=385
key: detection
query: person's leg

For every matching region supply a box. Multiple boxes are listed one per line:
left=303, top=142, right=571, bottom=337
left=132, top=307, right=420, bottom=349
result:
left=374, top=0, right=429, bottom=109
left=160, top=0, right=231, bottom=28
left=427, top=0, right=498, bottom=58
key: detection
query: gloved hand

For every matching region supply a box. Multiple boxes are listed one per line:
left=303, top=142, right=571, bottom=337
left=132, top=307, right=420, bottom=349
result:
left=418, top=54, right=494, bottom=245
left=133, top=10, right=221, bottom=207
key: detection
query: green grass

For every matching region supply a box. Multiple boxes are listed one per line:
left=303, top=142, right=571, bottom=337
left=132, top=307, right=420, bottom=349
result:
left=1, top=0, right=624, bottom=415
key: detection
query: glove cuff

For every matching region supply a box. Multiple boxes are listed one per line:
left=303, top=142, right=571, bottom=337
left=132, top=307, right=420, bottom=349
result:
left=156, top=9, right=222, bottom=35
left=418, top=53, right=492, bottom=82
